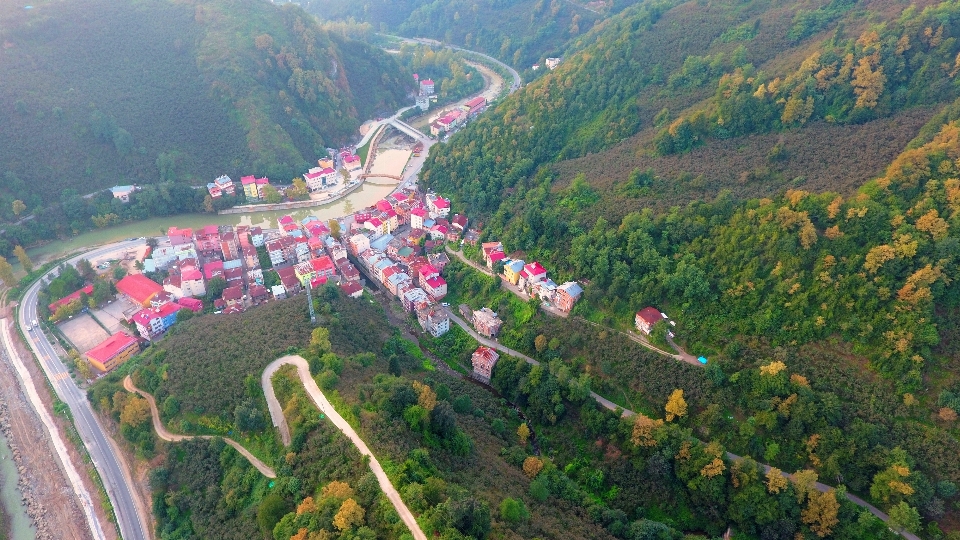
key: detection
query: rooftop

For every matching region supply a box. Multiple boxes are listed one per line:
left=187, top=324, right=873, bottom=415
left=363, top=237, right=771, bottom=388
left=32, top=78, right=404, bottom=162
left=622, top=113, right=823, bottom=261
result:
left=86, top=333, right=138, bottom=364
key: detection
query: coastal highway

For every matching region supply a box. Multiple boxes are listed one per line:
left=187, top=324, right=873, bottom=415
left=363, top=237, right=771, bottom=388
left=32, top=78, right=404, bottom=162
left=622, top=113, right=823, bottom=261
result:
left=18, top=239, right=149, bottom=540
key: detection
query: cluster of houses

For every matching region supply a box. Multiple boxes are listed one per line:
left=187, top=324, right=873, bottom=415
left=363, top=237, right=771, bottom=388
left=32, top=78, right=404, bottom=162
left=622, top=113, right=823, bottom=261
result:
left=347, top=191, right=460, bottom=337
left=480, top=241, right=583, bottom=313
left=303, top=151, right=362, bottom=193
left=429, top=96, right=487, bottom=137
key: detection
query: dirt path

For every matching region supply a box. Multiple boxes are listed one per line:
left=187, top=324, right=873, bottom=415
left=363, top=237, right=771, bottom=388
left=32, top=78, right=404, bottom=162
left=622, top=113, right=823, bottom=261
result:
left=262, top=356, right=427, bottom=540
left=122, top=377, right=276, bottom=478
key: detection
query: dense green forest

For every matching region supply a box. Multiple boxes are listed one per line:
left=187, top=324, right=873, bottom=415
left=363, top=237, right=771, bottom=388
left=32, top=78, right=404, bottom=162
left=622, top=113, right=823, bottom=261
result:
left=0, top=0, right=411, bottom=219
left=301, top=0, right=628, bottom=68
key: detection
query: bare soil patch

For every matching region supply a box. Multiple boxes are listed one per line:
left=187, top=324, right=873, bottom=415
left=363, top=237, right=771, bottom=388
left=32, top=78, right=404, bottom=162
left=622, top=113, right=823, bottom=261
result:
left=59, top=315, right=109, bottom=353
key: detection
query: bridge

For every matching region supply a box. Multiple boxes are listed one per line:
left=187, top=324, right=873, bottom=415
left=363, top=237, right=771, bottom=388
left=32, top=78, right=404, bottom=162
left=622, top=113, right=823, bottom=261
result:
left=360, top=173, right=403, bottom=183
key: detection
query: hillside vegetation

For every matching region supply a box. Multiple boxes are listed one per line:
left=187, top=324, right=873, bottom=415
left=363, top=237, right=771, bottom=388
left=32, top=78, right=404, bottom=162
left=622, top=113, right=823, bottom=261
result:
left=0, top=0, right=411, bottom=216
left=302, top=0, right=617, bottom=67
left=422, top=0, right=960, bottom=380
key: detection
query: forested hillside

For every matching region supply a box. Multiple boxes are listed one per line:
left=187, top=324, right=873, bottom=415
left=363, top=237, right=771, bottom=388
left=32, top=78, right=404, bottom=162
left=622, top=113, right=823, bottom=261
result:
left=301, top=0, right=621, bottom=67
left=0, top=0, right=411, bottom=216
left=422, top=0, right=960, bottom=384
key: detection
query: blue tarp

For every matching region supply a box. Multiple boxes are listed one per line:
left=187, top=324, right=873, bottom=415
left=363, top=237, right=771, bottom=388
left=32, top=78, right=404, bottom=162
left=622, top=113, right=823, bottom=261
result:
left=698, top=356, right=708, bottom=364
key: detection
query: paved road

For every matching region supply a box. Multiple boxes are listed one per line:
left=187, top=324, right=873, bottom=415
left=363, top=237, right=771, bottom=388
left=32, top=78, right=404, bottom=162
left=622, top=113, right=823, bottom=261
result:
left=262, top=356, right=427, bottom=540
left=123, top=376, right=276, bottom=478
left=408, top=38, right=522, bottom=93
left=18, top=239, right=150, bottom=540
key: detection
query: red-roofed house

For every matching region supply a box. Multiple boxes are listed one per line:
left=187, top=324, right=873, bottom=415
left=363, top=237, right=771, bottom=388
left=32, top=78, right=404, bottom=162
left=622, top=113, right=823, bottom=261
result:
left=167, top=227, right=193, bottom=246
left=116, top=275, right=163, bottom=307
left=340, top=281, right=363, bottom=298
left=365, top=217, right=387, bottom=237
left=176, top=297, right=203, bottom=313
left=464, top=96, right=487, bottom=116
left=471, top=346, right=499, bottom=383
left=418, top=264, right=439, bottom=286
left=249, top=284, right=269, bottom=304
left=635, top=307, right=663, bottom=335
left=48, top=284, right=94, bottom=312
left=376, top=200, right=393, bottom=213
left=451, top=214, right=468, bottom=233
left=428, top=196, right=450, bottom=218
left=423, top=276, right=447, bottom=300
left=203, top=260, right=224, bottom=281
left=410, top=207, right=427, bottom=230
left=222, top=286, right=244, bottom=309
left=86, top=333, right=140, bottom=372
left=131, top=303, right=182, bottom=340
left=343, top=154, right=362, bottom=171
left=277, top=267, right=301, bottom=296
left=520, top=262, right=547, bottom=286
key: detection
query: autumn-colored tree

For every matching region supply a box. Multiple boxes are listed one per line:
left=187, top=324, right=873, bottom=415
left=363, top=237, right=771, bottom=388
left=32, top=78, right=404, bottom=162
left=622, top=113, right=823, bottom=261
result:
left=700, top=457, right=725, bottom=478
left=766, top=467, right=788, bottom=494
left=522, top=456, right=543, bottom=478
left=864, top=244, right=895, bottom=273
left=13, top=245, right=32, bottom=273
left=631, top=415, right=664, bottom=447
left=534, top=334, right=548, bottom=353
left=915, top=208, right=949, bottom=240
left=665, top=389, right=687, bottom=421
left=288, top=178, right=309, bottom=200
left=11, top=200, right=25, bottom=217
left=792, top=469, right=819, bottom=503
left=790, top=373, right=810, bottom=387
left=333, top=498, right=364, bottom=531
left=328, top=219, right=341, bottom=240
left=759, top=361, right=786, bottom=376
left=120, top=397, right=151, bottom=428
left=870, top=460, right=914, bottom=506
left=851, top=55, right=885, bottom=109
left=290, top=528, right=308, bottom=540
left=203, top=195, right=215, bottom=213
left=296, top=497, right=316, bottom=515
left=263, top=185, right=282, bottom=204
left=940, top=407, right=958, bottom=421
left=517, top=423, right=530, bottom=445
left=802, top=489, right=840, bottom=537
left=75, top=357, right=92, bottom=380
left=902, top=393, right=918, bottom=406
left=412, top=381, right=437, bottom=412
left=322, top=481, right=354, bottom=500
left=0, top=256, right=15, bottom=285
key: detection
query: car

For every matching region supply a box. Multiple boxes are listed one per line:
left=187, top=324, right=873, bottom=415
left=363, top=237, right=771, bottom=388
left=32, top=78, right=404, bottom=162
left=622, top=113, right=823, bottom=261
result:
left=441, top=302, right=449, bottom=307
left=31, top=319, right=37, bottom=327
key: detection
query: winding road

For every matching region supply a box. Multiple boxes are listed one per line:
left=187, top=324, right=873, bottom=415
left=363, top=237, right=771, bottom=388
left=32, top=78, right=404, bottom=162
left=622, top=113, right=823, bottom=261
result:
left=123, top=376, right=276, bottom=478
left=439, top=308, right=918, bottom=539
left=15, top=239, right=150, bottom=540
left=262, top=356, right=427, bottom=540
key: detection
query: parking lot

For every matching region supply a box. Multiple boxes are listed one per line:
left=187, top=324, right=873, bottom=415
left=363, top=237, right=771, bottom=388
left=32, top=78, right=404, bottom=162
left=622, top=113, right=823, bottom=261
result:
left=59, top=314, right=110, bottom=353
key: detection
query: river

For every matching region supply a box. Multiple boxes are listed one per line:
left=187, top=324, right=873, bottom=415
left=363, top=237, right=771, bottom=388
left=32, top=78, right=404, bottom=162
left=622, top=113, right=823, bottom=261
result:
left=0, top=430, right=35, bottom=540
left=25, top=182, right=396, bottom=266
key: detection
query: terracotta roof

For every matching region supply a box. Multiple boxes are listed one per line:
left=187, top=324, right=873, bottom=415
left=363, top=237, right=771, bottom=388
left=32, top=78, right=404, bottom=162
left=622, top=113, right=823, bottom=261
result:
left=48, top=284, right=94, bottom=312
left=177, top=297, right=203, bottom=312
left=636, top=307, right=662, bottom=326
left=340, top=282, right=363, bottom=296
left=86, top=333, right=138, bottom=364
left=222, top=286, right=243, bottom=301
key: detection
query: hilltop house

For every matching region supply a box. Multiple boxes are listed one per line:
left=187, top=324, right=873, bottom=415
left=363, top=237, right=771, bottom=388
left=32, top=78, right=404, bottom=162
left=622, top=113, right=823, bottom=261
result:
left=635, top=307, right=663, bottom=335
left=555, top=281, right=583, bottom=312
left=472, top=307, right=503, bottom=338
left=417, top=305, right=450, bottom=337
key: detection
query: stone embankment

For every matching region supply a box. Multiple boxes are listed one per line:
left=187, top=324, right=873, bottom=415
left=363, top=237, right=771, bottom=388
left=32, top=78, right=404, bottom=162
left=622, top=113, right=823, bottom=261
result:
left=0, top=399, right=52, bottom=539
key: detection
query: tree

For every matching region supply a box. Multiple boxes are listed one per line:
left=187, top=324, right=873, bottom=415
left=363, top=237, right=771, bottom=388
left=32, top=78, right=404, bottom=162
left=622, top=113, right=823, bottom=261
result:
left=448, top=496, right=491, bottom=539
left=887, top=501, right=921, bottom=534
left=234, top=399, right=265, bottom=432
left=802, top=489, right=840, bottom=537
left=499, top=497, right=529, bottom=525
left=262, top=185, right=282, bottom=204
left=13, top=245, right=32, bottom=273
left=203, top=195, right=215, bottom=213
left=766, top=467, right=788, bottom=494
left=665, top=389, right=687, bottom=421
left=430, top=400, right=457, bottom=439
left=632, top=415, right=663, bottom=447
left=288, top=178, right=309, bottom=200
left=0, top=256, right=14, bottom=286
left=119, top=397, right=150, bottom=428
left=75, top=357, right=92, bottom=380
left=523, top=456, right=543, bottom=478
left=534, top=334, right=548, bottom=353
left=329, top=219, right=341, bottom=240
left=333, top=498, right=365, bottom=531
left=308, top=326, right=331, bottom=358
left=11, top=200, right=25, bottom=217
left=517, top=422, right=530, bottom=445
left=257, top=494, right=289, bottom=536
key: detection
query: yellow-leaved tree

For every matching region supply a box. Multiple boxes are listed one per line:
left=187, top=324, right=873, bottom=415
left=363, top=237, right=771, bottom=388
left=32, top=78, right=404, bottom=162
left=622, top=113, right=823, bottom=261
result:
left=665, top=389, right=687, bottom=422
left=333, top=498, right=364, bottom=531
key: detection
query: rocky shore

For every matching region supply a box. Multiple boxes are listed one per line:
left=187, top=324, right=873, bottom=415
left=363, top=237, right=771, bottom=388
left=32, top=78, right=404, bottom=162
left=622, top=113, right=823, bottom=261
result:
left=0, top=399, right=49, bottom=539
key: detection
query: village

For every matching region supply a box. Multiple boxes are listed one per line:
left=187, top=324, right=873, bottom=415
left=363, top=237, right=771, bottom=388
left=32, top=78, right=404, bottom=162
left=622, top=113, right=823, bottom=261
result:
left=51, top=176, right=697, bottom=384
